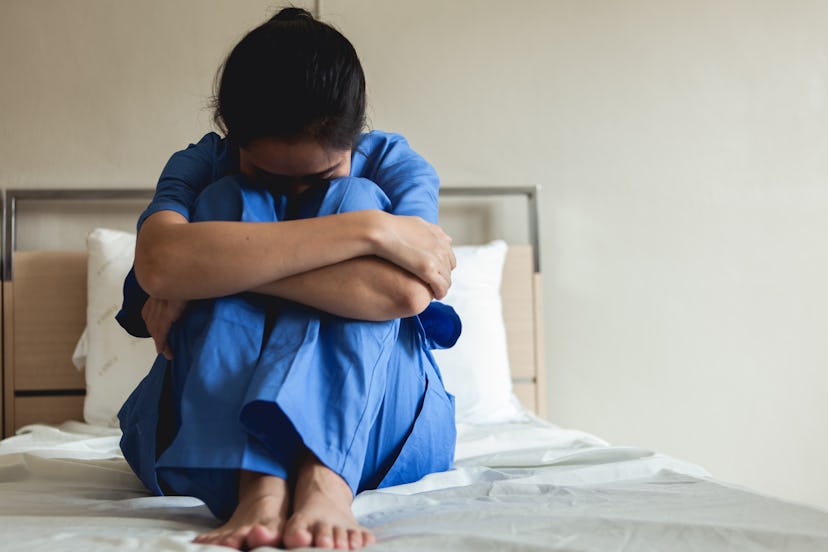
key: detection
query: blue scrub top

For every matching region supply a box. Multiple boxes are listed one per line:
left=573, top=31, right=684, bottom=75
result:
left=116, top=131, right=460, bottom=349
left=135, top=131, right=441, bottom=229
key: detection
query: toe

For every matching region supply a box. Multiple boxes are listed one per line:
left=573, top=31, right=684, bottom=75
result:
left=194, top=531, right=222, bottom=545
left=333, top=526, right=349, bottom=549
left=206, top=528, right=249, bottom=550
left=283, top=525, right=314, bottom=549
left=314, top=522, right=335, bottom=549
left=247, top=524, right=280, bottom=549
left=347, top=528, right=363, bottom=549
left=219, top=528, right=248, bottom=550
left=362, top=530, right=376, bottom=547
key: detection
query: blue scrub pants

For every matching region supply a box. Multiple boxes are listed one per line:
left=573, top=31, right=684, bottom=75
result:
left=118, top=176, right=456, bottom=521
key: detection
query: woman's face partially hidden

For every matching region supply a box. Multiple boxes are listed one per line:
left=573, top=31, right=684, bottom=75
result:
left=238, top=137, right=351, bottom=194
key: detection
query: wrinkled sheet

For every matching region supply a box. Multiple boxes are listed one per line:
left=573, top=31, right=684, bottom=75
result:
left=0, top=417, right=826, bottom=551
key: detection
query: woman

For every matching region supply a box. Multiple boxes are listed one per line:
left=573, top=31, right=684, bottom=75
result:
left=116, top=7, right=459, bottom=551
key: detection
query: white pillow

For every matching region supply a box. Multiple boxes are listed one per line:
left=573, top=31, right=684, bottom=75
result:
left=82, top=228, right=157, bottom=427
left=431, top=240, right=524, bottom=424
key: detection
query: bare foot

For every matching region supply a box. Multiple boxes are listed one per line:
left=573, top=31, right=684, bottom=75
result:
left=283, top=450, right=375, bottom=550
left=194, top=470, right=290, bottom=550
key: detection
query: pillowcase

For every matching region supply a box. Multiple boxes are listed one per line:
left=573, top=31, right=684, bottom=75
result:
left=431, top=240, right=524, bottom=424
left=82, top=228, right=157, bottom=427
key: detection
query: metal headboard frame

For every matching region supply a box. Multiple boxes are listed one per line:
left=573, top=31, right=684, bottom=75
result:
left=1, top=186, right=541, bottom=281
left=439, top=186, right=541, bottom=272
left=1, top=188, right=155, bottom=282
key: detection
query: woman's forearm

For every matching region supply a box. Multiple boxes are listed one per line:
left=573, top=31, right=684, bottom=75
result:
left=252, top=257, right=433, bottom=321
left=135, top=210, right=384, bottom=300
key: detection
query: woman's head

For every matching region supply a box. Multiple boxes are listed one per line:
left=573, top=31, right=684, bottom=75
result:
left=213, top=7, right=366, bottom=151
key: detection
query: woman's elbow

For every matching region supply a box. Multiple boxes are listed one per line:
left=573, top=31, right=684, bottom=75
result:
left=396, top=280, right=433, bottom=318
left=134, top=211, right=193, bottom=298
left=134, top=245, right=177, bottom=298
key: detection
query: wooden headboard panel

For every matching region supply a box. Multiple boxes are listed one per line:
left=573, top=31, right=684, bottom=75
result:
left=3, top=251, right=87, bottom=435
left=501, top=245, right=546, bottom=415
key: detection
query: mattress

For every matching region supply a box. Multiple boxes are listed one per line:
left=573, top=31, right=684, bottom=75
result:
left=0, top=415, right=826, bottom=552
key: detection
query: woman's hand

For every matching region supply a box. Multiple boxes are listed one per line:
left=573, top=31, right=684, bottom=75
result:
left=141, top=296, right=187, bottom=360
left=371, top=212, right=456, bottom=299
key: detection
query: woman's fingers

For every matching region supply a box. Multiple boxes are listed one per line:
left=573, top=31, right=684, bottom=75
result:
left=419, top=240, right=454, bottom=300
left=432, top=227, right=455, bottom=297
left=423, top=228, right=455, bottom=295
left=430, top=278, right=449, bottom=300
left=373, top=213, right=457, bottom=298
left=141, top=297, right=187, bottom=360
left=141, top=299, right=163, bottom=355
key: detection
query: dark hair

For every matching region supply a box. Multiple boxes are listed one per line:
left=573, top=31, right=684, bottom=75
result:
left=213, top=7, right=366, bottom=149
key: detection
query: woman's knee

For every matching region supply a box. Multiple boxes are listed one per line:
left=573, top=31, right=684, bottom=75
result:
left=191, top=175, right=247, bottom=222
left=318, top=176, right=391, bottom=216
left=193, top=175, right=288, bottom=223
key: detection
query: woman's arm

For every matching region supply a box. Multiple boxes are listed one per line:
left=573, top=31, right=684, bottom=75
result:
left=254, top=256, right=433, bottom=321
left=138, top=238, right=436, bottom=358
left=136, top=208, right=452, bottom=308
left=130, top=132, right=451, bottom=334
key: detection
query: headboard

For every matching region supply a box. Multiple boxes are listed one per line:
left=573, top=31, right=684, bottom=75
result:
left=1, top=187, right=544, bottom=437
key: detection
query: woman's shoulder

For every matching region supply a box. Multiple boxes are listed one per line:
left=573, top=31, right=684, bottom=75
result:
left=187, top=131, right=230, bottom=157
left=165, top=132, right=229, bottom=163
left=352, top=130, right=432, bottom=177
left=353, top=130, right=409, bottom=156
left=163, top=132, right=235, bottom=179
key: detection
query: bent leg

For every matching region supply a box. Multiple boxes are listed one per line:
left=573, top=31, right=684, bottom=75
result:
left=315, top=177, right=455, bottom=491
left=161, top=176, right=301, bottom=548
left=136, top=176, right=296, bottom=517
left=240, top=176, right=396, bottom=489
left=247, top=178, right=454, bottom=547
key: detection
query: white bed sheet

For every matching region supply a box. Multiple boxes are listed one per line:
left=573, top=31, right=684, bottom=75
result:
left=0, top=416, right=826, bottom=552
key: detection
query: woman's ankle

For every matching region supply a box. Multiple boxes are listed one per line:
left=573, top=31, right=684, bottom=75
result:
left=294, top=450, right=353, bottom=505
left=238, top=470, right=289, bottom=502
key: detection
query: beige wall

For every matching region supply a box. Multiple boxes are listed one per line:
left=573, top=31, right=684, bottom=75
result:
left=0, top=0, right=312, bottom=188
left=2, top=1, right=827, bottom=511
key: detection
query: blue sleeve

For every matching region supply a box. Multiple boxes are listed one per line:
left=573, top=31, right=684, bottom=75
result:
left=117, top=133, right=227, bottom=337
left=115, top=267, right=151, bottom=338
left=136, top=132, right=227, bottom=230
left=418, top=301, right=462, bottom=350
left=352, top=132, right=440, bottom=223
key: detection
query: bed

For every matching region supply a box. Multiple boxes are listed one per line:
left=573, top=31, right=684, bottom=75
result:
left=1, top=188, right=827, bottom=552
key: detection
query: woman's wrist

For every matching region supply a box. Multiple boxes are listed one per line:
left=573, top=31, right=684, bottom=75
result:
left=357, top=209, right=391, bottom=258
